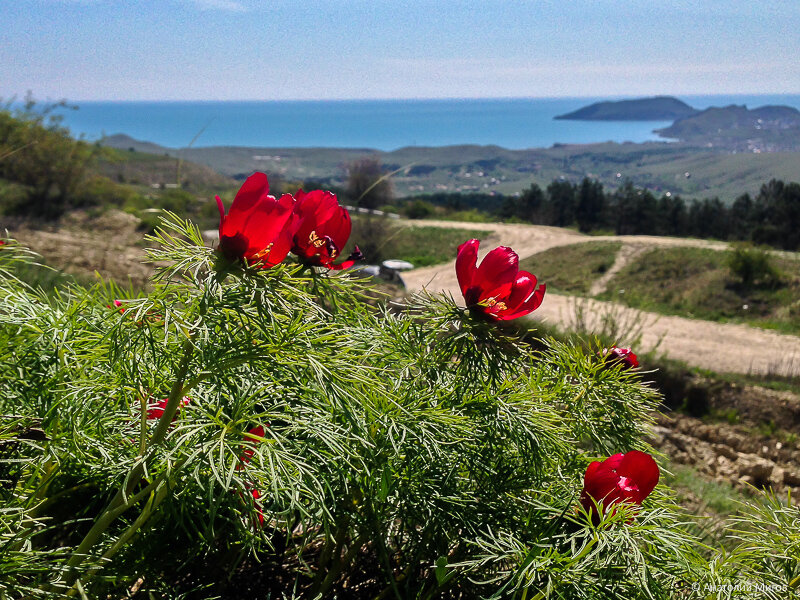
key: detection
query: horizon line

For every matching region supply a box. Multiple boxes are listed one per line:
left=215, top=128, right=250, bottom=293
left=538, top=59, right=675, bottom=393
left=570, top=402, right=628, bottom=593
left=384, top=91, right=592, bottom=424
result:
left=5, top=92, right=800, bottom=104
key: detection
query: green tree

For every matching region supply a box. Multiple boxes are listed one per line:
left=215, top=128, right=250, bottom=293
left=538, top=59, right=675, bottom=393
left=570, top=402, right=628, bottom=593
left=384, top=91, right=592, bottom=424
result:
left=546, top=179, right=576, bottom=227
left=0, top=98, right=97, bottom=218
left=575, top=177, right=605, bottom=232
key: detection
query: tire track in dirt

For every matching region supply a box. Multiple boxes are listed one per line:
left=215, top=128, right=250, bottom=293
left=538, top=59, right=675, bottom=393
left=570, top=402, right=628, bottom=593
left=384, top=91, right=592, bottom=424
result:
left=401, top=220, right=800, bottom=377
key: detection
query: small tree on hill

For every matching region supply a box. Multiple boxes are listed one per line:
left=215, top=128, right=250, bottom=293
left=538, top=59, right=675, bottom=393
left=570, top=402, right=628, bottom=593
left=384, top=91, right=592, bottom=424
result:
left=345, top=156, right=393, bottom=209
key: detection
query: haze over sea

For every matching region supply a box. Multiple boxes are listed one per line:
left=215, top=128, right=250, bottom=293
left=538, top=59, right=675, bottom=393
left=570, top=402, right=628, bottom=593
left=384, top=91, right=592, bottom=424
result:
left=54, top=95, right=800, bottom=152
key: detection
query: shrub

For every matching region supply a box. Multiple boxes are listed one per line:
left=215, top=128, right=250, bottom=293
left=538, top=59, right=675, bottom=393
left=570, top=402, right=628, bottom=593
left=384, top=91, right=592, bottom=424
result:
left=0, top=211, right=795, bottom=599
left=0, top=99, right=97, bottom=218
left=404, top=198, right=435, bottom=219
left=727, top=243, right=782, bottom=288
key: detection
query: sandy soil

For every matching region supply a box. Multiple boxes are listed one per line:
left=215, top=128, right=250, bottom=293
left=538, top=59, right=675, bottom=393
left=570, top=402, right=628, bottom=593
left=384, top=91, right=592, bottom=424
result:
left=6, top=211, right=152, bottom=288
left=401, top=220, right=800, bottom=377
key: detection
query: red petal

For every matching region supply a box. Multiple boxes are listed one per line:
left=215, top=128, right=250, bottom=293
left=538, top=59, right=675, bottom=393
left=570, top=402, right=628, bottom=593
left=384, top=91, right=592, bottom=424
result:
left=500, top=282, right=546, bottom=320
left=230, top=172, right=269, bottom=214
left=242, top=194, right=296, bottom=265
left=326, top=206, right=352, bottom=252
left=455, top=239, right=480, bottom=299
left=601, top=453, right=626, bottom=471
left=293, top=189, right=339, bottom=247
left=474, top=246, right=518, bottom=302
left=248, top=425, right=266, bottom=438
left=617, top=451, right=659, bottom=501
left=500, top=273, right=536, bottom=313
left=581, top=462, right=624, bottom=509
left=216, top=195, right=226, bottom=228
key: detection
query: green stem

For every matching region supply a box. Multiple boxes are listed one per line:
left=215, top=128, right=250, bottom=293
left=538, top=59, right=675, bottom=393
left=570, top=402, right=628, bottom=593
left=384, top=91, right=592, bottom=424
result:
left=317, top=535, right=367, bottom=597
left=66, top=479, right=172, bottom=597
left=55, top=335, right=195, bottom=589
left=790, top=574, right=800, bottom=590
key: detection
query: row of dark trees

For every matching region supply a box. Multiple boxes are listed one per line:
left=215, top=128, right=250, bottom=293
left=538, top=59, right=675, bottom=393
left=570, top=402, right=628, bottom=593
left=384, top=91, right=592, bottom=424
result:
left=497, top=177, right=800, bottom=251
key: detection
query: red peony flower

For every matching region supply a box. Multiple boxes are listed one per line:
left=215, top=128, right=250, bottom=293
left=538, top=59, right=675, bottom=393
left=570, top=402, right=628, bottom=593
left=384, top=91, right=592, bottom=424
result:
left=239, top=424, right=267, bottom=465
left=216, top=172, right=297, bottom=268
left=146, top=396, right=191, bottom=421
left=603, top=346, right=639, bottom=369
left=580, top=450, right=659, bottom=524
left=291, top=188, right=362, bottom=269
left=455, top=239, right=545, bottom=321
left=250, top=487, right=265, bottom=526
left=106, top=299, right=125, bottom=314
left=237, top=425, right=268, bottom=526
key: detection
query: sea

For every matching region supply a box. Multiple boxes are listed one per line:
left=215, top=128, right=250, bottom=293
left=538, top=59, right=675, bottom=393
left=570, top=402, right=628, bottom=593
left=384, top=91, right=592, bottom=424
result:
left=48, top=94, right=800, bottom=152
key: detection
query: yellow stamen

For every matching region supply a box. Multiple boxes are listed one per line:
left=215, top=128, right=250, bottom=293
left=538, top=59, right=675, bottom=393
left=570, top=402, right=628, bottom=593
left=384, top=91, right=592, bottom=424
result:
left=309, top=230, right=326, bottom=248
left=251, top=243, right=274, bottom=261
left=483, top=297, right=507, bottom=311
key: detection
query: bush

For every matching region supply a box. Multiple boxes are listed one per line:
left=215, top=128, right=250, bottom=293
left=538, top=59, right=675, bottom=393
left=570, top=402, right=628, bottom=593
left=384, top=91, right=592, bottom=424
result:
left=0, top=99, right=97, bottom=218
left=0, top=215, right=795, bottom=599
left=403, top=198, right=435, bottom=219
left=345, top=156, right=393, bottom=209
left=727, top=243, right=782, bottom=288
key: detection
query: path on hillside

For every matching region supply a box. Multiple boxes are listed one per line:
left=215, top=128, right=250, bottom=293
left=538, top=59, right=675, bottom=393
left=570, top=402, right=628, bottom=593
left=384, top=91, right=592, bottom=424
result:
left=401, top=220, right=800, bottom=377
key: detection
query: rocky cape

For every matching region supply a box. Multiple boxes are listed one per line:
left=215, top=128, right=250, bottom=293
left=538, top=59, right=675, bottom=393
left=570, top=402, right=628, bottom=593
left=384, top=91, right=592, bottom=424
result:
left=555, top=96, right=698, bottom=121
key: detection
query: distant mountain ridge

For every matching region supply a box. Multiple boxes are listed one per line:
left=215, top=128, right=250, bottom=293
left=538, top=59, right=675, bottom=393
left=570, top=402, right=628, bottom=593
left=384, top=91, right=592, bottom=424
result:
left=555, top=96, right=699, bottom=121
left=655, top=104, right=800, bottom=150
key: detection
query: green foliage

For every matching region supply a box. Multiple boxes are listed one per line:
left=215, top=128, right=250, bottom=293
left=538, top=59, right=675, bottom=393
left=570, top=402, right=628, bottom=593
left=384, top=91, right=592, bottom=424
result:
left=0, top=99, right=97, bottom=218
left=404, top=198, right=435, bottom=219
left=519, top=241, right=621, bottom=295
left=726, top=243, right=782, bottom=288
left=347, top=216, right=489, bottom=266
left=0, top=216, right=793, bottom=598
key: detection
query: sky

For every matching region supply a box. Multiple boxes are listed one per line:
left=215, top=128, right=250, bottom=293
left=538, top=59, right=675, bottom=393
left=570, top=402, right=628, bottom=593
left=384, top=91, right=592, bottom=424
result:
left=2, top=0, right=800, bottom=101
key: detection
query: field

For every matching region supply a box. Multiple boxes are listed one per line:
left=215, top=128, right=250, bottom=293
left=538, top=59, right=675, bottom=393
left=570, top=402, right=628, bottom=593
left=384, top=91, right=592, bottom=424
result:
left=104, top=134, right=800, bottom=203
left=518, top=241, right=620, bottom=294
left=597, top=246, right=800, bottom=334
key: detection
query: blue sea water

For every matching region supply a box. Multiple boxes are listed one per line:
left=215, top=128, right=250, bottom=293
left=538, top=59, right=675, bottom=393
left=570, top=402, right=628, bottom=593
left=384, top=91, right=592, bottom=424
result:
left=50, top=95, right=800, bottom=152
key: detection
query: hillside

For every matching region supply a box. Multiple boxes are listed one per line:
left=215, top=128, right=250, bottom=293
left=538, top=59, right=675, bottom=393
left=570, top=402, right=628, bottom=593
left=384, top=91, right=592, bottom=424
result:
left=101, top=134, right=800, bottom=203
left=554, top=96, right=698, bottom=121
left=655, top=104, right=800, bottom=152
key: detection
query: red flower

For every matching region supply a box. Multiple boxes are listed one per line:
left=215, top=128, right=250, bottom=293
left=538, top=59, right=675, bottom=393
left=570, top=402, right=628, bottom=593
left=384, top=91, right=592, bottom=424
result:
left=455, top=239, right=545, bottom=321
left=603, top=346, right=639, bottom=369
left=291, top=188, right=362, bottom=269
left=580, top=450, right=659, bottom=523
left=216, top=172, right=297, bottom=268
left=250, top=487, right=265, bottom=526
left=146, top=396, right=190, bottom=421
left=239, top=425, right=267, bottom=465
left=238, top=425, right=268, bottom=526
left=106, top=299, right=125, bottom=314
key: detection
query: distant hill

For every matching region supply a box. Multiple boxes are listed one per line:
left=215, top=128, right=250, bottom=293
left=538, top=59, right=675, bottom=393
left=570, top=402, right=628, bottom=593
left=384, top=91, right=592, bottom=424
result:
left=655, top=104, right=800, bottom=151
left=100, top=134, right=800, bottom=204
left=555, top=96, right=698, bottom=121
left=102, top=134, right=173, bottom=155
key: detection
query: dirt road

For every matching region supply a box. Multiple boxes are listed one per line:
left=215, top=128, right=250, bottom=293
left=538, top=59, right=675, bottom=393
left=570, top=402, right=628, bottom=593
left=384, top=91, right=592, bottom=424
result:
left=402, top=220, right=800, bottom=377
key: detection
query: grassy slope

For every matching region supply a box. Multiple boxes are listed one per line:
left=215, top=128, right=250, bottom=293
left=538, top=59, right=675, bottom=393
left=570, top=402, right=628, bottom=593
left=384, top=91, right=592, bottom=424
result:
left=598, top=246, right=800, bottom=334
left=346, top=218, right=490, bottom=267
left=102, top=135, right=800, bottom=203
left=519, top=241, right=621, bottom=295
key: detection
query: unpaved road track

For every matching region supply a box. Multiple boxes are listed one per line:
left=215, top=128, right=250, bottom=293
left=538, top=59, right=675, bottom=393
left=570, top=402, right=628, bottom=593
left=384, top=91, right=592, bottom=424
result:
left=402, top=220, right=800, bottom=377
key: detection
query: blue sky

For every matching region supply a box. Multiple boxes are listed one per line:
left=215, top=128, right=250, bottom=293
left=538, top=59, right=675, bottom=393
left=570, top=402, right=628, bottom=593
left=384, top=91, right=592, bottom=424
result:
left=3, top=0, right=799, bottom=101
